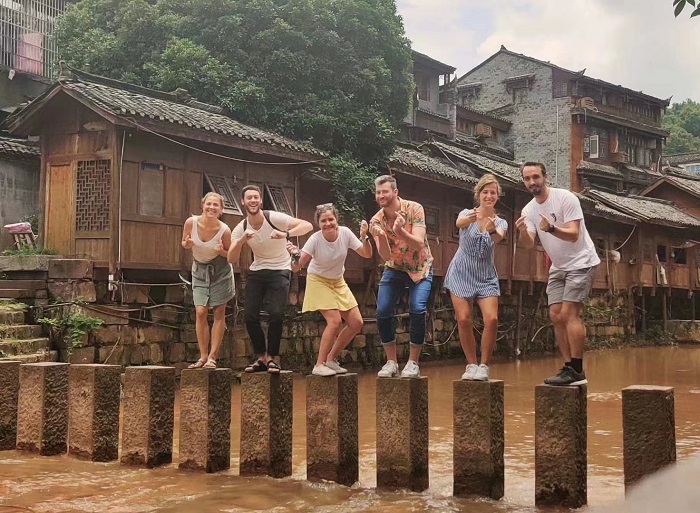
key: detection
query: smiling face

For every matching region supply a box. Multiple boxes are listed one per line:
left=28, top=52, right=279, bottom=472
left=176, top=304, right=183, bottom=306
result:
left=201, top=193, right=223, bottom=218
left=375, top=181, right=398, bottom=209
left=479, top=183, right=499, bottom=208
left=521, top=165, right=547, bottom=197
left=241, top=189, right=261, bottom=215
left=317, top=209, right=338, bottom=233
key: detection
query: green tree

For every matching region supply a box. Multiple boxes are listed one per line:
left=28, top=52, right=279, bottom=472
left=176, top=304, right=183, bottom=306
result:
left=663, top=100, right=700, bottom=154
left=57, top=0, right=413, bottom=167
left=673, top=0, right=700, bottom=18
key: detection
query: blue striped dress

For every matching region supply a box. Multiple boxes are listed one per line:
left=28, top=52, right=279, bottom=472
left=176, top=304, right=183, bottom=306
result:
left=444, top=209, right=508, bottom=300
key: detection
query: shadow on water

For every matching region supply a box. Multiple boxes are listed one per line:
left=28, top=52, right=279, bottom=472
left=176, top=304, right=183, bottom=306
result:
left=2, top=346, right=700, bottom=512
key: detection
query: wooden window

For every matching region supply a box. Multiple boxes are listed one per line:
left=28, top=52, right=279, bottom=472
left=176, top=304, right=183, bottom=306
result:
left=76, top=159, right=111, bottom=232
left=672, top=247, right=687, bottom=265
left=553, top=81, right=568, bottom=98
left=205, top=173, right=242, bottom=215
left=589, top=135, right=599, bottom=159
left=139, top=163, right=164, bottom=217
left=417, top=74, right=430, bottom=101
left=424, top=206, right=440, bottom=235
left=265, top=183, right=293, bottom=215
left=657, top=245, right=667, bottom=263
left=595, top=238, right=606, bottom=258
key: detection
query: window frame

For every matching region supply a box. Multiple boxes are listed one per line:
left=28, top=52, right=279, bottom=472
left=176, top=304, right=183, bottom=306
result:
left=589, top=135, right=600, bottom=159
left=264, top=183, right=294, bottom=216
left=205, top=173, right=242, bottom=215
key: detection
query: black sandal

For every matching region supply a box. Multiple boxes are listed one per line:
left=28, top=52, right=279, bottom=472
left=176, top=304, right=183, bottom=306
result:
left=267, top=360, right=281, bottom=374
left=245, top=359, right=267, bottom=373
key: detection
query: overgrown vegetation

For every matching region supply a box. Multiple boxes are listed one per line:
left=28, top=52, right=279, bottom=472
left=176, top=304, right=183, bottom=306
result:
left=663, top=99, right=700, bottom=154
left=2, top=246, right=58, bottom=256
left=38, top=312, right=104, bottom=351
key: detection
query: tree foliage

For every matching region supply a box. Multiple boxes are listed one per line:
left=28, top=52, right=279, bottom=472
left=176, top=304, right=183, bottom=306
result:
left=663, top=100, right=700, bottom=154
left=56, top=0, right=413, bottom=167
left=673, top=0, right=700, bottom=18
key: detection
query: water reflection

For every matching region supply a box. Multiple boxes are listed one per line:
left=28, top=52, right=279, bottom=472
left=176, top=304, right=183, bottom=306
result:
left=2, top=346, right=700, bottom=512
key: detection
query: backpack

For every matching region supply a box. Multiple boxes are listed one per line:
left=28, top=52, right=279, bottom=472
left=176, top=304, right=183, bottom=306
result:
left=243, top=210, right=283, bottom=233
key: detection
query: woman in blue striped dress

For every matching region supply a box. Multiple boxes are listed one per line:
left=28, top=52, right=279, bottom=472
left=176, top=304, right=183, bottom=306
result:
left=444, top=174, right=507, bottom=381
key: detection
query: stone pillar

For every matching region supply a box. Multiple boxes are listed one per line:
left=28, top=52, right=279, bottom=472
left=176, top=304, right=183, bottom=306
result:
left=240, top=371, right=293, bottom=478
left=535, top=384, right=587, bottom=508
left=622, top=385, right=676, bottom=488
left=453, top=380, right=504, bottom=499
left=0, top=361, right=20, bottom=450
left=16, top=362, right=69, bottom=455
left=121, top=366, right=175, bottom=468
left=179, top=368, right=232, bottom=473
left=68, top=364, right=121, bottom=461
left=376, top=377, right=429, bottom=492
left=306, top=373, right=358, bottom=486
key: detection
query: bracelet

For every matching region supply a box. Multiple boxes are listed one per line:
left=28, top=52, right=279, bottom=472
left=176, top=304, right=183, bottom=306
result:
left=285, top=230, right=290, bottom=238
left=360, top=235, right=369, bottom=242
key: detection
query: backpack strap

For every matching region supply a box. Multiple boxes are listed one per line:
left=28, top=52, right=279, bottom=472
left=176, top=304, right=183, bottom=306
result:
left=243, top=210, right=284, bottom=235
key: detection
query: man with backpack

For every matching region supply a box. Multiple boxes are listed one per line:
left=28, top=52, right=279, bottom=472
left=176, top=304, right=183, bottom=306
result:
left=228, top=185, right=313, bottom=373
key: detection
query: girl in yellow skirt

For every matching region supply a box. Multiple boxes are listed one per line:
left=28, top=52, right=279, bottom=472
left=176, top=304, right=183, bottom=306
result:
left=287, top=204, right=373, bottom=376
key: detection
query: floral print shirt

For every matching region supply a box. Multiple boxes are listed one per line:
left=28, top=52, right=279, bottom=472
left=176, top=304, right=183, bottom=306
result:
left=370, top=198, right=433, bottom=283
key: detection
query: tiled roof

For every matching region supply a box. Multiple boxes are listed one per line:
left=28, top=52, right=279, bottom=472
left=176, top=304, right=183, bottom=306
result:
left=577, top=160, right=624, bottom=178
left=389, top=146, right=477, bottom=184
left=412, top=50, right=456, bottom=74
left=430, top=140, right=521, bottom=183
left=666, top=174, right=700, bottom=197
left=574, top=192, right=637, bottom=223
left=456, top=104, right=511, bottom=125
left=587, top=189, right=700, bottom=228
left=0, top=137, right=40, bottom=159
left=664, top=153, right=700, bottom=166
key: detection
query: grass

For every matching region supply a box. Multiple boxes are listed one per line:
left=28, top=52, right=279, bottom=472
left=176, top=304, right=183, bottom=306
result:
left=0, top=301, right=27, bottom=312
left=1, top=246, right=58, bottom=256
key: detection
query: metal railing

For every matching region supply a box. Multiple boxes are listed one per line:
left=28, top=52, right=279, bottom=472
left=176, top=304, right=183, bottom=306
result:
left=0, top=0, right=66, bottom=79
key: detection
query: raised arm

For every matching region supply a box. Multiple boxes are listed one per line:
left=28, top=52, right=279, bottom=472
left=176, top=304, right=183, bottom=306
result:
left=515, top=215, right=536, bottom=250
left=354, top=220, right=373, bottom=258
left=181, top=217, right=194, bottom=250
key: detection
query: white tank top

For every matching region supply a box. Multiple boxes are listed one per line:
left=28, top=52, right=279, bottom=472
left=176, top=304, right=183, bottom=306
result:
left=191, top=216, right=227, bottom=263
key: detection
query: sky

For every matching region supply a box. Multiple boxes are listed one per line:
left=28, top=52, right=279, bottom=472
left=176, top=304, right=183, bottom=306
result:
left=395, top=0, right=699, bottom=104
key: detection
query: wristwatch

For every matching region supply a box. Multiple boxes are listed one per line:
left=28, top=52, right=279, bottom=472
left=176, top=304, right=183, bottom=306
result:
left=546, top=225, right=556, bottom=233
left=360, top=235, right=369, bottom=242
left=285, top=230, right=290, bottom=239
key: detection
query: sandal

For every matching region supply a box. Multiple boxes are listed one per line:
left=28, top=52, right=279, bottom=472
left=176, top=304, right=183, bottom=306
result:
left=203, top=358, right=217, bottom=369
left=188, top=358, right=205, bottom=369
left=244, top=359, right=267, bottom=373
left=267, top=360, right=281, bottom=374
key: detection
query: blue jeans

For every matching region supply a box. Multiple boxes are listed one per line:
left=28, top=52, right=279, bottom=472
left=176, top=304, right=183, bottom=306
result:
left=376, top=267, right=433, bottom=346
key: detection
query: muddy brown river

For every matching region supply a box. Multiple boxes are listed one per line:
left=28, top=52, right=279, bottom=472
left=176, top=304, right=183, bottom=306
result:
left=1, top=346, right=700, bottom=512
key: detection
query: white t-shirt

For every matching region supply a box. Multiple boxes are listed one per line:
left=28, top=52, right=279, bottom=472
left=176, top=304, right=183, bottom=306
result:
left=302, top=226, right=363, bottom=279
left=231, top=211, right=293, bottom=271
left=522, top=187, right=600, bottom=271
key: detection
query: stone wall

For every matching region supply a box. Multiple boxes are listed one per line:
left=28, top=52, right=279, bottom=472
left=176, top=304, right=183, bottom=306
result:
left=0, top=158, right=40, bottom=251
left=457, top=52, right=573, bottom=189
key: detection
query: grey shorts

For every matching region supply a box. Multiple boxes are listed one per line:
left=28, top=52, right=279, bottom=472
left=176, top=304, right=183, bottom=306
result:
left=546, top=265, right=598, bottom=306
left=192, top=256, right=235, bottom=307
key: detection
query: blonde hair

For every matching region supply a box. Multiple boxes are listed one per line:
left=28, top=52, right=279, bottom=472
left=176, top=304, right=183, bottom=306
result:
left=473, top=174, right=501, bottom=205
left=201, top=192, right=224, bottom=216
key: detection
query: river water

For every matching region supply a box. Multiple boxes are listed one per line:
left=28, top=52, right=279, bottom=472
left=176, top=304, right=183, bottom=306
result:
left=1, top=346, right=700, bottom=513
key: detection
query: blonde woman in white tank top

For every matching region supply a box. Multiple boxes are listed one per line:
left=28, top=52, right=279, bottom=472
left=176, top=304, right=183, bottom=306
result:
left=181, top=192, right=235, bottom=368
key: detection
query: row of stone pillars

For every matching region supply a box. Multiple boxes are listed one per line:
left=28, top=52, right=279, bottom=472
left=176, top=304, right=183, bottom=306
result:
left=0, top=361, right=676, bottom=507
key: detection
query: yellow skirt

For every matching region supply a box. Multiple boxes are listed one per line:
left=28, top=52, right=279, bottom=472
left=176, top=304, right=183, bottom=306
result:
left=302, top=273, right=358, bottom=312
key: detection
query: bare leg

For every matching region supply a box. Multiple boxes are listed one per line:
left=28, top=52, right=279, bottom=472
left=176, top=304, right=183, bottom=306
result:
left=561, top=301, right=586, bottom=359
left=549, top=303, right=572, bottom=362
left=317, top=309, right=343, bottom=366
left=476, top=296, right=499, bottom=366
left=452, top=293, right=477, bottom=364
left=384, top=343, right=398, bottom=362
left=195, top=306, right=210, bottom=360
left=327, top=307, right=363, bottom=362
left=208, top=304, right=227, bottom=360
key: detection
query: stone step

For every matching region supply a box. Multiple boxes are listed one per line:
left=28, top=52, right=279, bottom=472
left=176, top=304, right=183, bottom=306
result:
left=0, top=350, right=58, bottom=364
left=0, top=289, right=35, bottom=299
left=0, top=324, right=43, bottom=339
left=0, top=310, right=26, bottom=325
left=0, top=337, right=50, bottom=356
left=0, top=280, right=46, bottom=290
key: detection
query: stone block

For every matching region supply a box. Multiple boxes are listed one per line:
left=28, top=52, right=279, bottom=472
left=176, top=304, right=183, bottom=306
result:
left=48, top=259, right=93, bottom=280
left=453, top=380, right=504, bottom=499
left=68, top=364, right=121, bottom=461
left=306, top=374, right=358, bottom=486
left=181, top=326, right=198, bottom=344
left=376, top=376, right=429, bottom=492
left=70, top=305, right=129, bottom=325
left=70, top=346, right=96, bottom=364
left=150, top=306, right=183, bottom=325
left=16, top=362, right=69, bottom=455
left=0, top=361, right=20, bottom=450
left=122, top=285, right=151, bottom=304
left=186, top=343, right=200, bottom=362
left=179, top=368, right=232, bottom=473
left=535, top=384, right=587, bottom=508
left=138, top=325, right=177, bottom=344
left=149, top=343, right=164, bottom=364
left=47, top=281, right=97, bottom=302
left=352, top=335, right=366, bottom=349
left=169, top=343, right=186, bottom=363
left=240, top=371, right=293, bottom=478
left=121, top=366, right=175, bottom=468
left=0, top=255, right=58, bottom=272
left=94, top=325, right=138, bottom=346
left=622, top=385, right=676, bottom=489
left=164, top=285, right=185, bottom=304
left=98, top=345, right=124, bottom=365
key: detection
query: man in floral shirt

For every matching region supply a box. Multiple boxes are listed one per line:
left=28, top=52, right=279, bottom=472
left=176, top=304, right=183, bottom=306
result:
left=370, top=175, right=433, bottom=378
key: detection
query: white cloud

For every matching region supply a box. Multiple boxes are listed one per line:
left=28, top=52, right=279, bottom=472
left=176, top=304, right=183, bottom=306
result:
left=396, top=0, right=700, bottom=103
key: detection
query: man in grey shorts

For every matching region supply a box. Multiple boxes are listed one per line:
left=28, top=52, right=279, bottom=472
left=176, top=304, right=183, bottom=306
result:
left=515, top=162, right=600, bottom=386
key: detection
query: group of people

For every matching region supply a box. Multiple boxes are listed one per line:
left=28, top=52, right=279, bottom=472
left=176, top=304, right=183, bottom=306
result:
left=181, top=161, right=599, bottom=386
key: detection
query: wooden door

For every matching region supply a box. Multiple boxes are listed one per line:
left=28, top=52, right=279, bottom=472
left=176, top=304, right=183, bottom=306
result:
left=45, top=164, right=75, bottom=256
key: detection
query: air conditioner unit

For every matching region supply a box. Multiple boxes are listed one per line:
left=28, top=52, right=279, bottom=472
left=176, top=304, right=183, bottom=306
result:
left=578, top=97, right=596, bottom=109
left=476, top=123, right=493, bottom=138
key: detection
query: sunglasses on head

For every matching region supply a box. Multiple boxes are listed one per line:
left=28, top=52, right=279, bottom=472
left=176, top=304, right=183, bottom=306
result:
left=316, top=203, right=333, bottom=209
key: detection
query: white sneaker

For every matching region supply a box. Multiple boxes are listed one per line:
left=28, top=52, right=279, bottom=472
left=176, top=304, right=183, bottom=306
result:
left=400, top=360, right=420, bottom=378
left=324, top=360, right=347, bottom=374
left=474, top=364, right=490, bottom=381
left=378, top=360, right=399, bottom=378
left=461, top=364, right=479, bottom=380
left=312, top=364, right=336, bottom=377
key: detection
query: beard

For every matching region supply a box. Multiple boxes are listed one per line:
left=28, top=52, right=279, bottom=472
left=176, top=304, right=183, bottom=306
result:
left=244, top=203, right=260, bottom=215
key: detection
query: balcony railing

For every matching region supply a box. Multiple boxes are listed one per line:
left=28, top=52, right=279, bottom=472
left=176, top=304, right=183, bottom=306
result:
left=0, top=0, right=66, bottom=79
left=593, top=103, right=661, bottom=128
